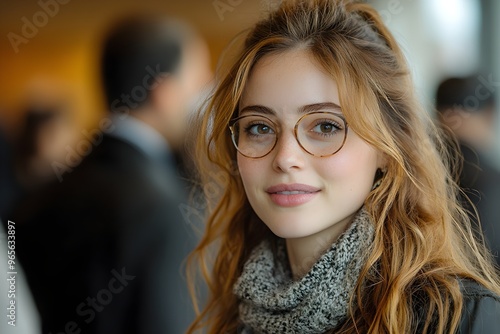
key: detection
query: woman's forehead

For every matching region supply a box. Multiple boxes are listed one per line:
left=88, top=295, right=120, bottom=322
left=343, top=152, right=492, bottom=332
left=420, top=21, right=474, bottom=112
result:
left=239, top=49, right=341, bottom=114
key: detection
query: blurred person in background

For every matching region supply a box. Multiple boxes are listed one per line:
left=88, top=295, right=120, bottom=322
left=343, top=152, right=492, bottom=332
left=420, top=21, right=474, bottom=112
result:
left=13, top=101, right=76, bottom=192
left=436, top=75, right=500, bottom=266
left=0, top=117, right=19, bottom=220
left=9, top=15, right=211, bottom=334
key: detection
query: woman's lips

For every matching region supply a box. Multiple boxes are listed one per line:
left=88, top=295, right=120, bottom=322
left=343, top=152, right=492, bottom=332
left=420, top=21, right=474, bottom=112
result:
left=266, top=184, right=320, bottom=207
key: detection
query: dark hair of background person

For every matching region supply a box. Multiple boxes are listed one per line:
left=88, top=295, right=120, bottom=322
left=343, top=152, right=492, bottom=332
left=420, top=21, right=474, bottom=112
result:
left=15, top=105, right=67, bottom=167
left=436, top=76, right=496, bottom=113
left=13, top=101, right=73, bottom=191
left=101, top=16, right=195, bottom=111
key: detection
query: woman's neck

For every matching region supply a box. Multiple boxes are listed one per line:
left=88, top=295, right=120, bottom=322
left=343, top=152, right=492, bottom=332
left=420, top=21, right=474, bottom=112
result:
left=286, top=217, right=352, bottom=280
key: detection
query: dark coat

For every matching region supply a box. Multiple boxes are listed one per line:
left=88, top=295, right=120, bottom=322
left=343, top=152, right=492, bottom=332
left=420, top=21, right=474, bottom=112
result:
left=418, top=279, right=500, bottom=333
left=8, top=134, right=197, bottom=334
left=458, top=279, right=500, bottom=333
left=460, top=144, right=500, bottom=266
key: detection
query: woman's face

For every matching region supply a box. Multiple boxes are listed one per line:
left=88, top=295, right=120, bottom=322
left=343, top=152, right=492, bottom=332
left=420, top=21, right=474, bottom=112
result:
left=237, top=49, right=384, bottom=242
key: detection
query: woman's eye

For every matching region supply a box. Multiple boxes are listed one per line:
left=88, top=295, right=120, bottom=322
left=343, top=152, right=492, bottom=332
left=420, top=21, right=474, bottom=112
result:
left=312, top=122, right=338, bottom=134
left=247, top=124, right=273, bottom=135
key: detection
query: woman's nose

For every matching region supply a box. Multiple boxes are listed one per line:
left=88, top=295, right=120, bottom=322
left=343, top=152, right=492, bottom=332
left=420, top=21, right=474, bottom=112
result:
left=271, top=130, right=305, bottom=172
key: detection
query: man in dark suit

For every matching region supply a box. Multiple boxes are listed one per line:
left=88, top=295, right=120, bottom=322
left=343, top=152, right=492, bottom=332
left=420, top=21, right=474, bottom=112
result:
left=436, top=75, right=500, bottom=266
left=9, top=16, right=211, bottom=334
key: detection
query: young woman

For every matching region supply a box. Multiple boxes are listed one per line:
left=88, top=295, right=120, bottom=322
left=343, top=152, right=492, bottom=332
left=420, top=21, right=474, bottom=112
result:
left=187, top=0, right=500, bottom=333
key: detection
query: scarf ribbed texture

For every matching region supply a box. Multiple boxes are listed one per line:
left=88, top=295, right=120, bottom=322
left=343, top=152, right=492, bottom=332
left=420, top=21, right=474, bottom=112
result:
left=233, top=208, right=374, bottom=334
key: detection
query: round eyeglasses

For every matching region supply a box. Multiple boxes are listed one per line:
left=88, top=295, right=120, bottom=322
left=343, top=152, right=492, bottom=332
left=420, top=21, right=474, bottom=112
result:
left=229, top=112, right=349, bottom=158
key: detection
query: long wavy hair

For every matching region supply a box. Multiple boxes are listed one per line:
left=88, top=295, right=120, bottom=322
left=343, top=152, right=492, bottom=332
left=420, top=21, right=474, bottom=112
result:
left=187, top=1, right=500, bottom=333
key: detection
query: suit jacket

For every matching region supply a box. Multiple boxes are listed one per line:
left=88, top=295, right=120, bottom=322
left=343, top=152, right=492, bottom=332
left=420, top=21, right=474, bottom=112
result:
left=460, top=144, right=500, bottom=265
left=10, top=134, right=197, bottom=334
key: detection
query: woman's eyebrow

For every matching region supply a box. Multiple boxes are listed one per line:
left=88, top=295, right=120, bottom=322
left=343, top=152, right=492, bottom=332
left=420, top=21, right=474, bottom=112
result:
left=239, top=105, right=275, bottom=115
left=239, top=102, right=342, bottom=116
left=299, top=102, right=342, bottom=113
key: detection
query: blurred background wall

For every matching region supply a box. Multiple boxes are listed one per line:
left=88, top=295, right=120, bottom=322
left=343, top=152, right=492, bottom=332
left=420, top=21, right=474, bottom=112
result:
left=0, top=0, right=499, bottom=164
left=0, top=0, right=268, bottom=138
left=369, top=0, right=500, bottom=167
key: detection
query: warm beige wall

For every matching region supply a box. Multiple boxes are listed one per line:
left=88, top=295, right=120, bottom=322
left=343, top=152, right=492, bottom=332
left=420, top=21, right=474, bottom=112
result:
left=0, top=0, right=263, bottom=137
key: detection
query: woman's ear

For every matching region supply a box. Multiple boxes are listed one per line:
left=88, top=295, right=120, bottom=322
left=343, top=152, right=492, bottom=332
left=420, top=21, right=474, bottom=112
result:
left=372, top=167, right=386, bottom=190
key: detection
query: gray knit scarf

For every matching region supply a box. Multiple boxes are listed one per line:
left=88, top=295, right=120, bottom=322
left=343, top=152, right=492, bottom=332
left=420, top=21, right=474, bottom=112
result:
left=233, top=208, right=375, bottom=334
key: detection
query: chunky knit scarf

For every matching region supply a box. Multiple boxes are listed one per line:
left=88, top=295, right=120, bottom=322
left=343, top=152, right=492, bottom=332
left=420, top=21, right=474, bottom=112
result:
left=233, top=208, right=375, bottom=334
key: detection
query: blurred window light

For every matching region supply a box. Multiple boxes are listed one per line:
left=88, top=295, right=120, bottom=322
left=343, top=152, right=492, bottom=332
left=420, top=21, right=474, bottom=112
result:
left=423, top=0, right=481, bottom=75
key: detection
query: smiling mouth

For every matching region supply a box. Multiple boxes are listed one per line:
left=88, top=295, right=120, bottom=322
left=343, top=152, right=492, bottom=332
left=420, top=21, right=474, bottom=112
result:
left=275, top=190, right=312, bottom=195
left=266, top=184, right=320, bottom=207
left=266, top=183, right=320, bottom=194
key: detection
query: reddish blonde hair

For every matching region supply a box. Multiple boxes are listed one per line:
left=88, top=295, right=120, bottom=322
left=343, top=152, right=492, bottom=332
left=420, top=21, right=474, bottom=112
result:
left=187, top=1, right=500, bottom=333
